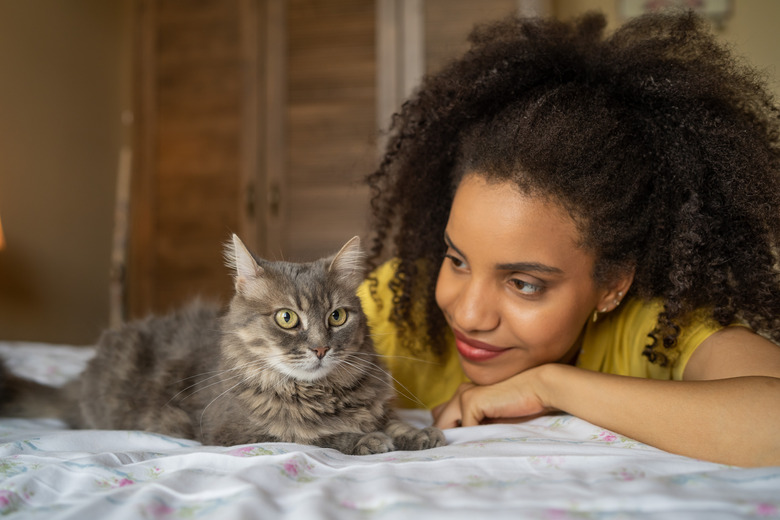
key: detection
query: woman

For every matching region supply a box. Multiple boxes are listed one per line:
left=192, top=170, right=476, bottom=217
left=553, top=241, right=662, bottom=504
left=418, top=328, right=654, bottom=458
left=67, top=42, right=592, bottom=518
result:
left=358, top=11, right=780, bottom=467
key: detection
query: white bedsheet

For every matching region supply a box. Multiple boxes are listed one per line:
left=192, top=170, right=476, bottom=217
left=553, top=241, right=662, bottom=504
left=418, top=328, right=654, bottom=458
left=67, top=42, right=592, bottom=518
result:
left=0, top=342, right=777, bottom=519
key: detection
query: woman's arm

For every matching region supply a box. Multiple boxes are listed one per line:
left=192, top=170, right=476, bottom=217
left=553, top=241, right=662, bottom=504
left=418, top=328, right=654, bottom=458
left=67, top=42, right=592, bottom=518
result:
left=436, top=327, right=780, bottom=467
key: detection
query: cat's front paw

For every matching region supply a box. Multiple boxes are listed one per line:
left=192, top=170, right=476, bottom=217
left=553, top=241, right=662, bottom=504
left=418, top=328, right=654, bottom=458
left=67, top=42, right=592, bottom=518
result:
left=351, top=431, right=395, bottom=455
left=392, top=426, right=446, bottom=451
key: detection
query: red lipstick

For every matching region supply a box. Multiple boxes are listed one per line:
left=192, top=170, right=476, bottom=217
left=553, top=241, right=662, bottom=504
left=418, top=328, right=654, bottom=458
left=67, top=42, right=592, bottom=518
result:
left=453, top=330, right=508, bottom=362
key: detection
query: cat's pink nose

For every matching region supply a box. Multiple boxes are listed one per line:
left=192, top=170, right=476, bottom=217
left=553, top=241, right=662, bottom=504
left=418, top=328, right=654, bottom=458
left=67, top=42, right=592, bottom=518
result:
left=310, top=346, right=330, bottom=360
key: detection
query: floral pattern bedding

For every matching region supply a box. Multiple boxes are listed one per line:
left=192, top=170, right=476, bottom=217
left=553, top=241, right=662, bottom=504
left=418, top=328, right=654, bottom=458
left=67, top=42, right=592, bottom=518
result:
left=0, top=342, right=778, bottom=519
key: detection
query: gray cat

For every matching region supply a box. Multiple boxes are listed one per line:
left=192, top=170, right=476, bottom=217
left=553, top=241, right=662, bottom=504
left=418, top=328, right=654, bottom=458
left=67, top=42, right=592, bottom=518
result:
left=0, top=235, right=444, bottom=455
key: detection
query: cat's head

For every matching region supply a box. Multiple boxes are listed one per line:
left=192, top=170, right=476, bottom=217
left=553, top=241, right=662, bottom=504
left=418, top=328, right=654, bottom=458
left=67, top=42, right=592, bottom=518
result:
left=222, top=234, right=370, bottom=383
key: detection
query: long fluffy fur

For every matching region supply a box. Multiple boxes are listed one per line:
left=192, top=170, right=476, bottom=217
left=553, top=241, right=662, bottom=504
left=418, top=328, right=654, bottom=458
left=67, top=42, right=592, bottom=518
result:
left=1, top=236, right=444, bottom=455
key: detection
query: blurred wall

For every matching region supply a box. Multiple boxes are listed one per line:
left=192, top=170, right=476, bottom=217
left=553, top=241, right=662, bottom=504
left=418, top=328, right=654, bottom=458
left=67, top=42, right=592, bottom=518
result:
left=718, top=0, right=780, bottom=98
left=0, top=0, right=777, bottom=345
left=556, top=0, right=780, bottom=99
left=0, top=0, right=131, bottom=344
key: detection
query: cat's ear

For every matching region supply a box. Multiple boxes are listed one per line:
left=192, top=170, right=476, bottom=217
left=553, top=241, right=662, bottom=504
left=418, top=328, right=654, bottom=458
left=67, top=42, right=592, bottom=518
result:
left=225, top=234, right=264, bottom=292
left=328, top=236, right=364, bottom=289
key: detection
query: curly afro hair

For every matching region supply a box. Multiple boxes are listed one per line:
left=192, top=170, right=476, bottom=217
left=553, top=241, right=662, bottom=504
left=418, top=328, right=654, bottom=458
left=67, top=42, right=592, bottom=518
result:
left=365, top=11, right=780, bottom=365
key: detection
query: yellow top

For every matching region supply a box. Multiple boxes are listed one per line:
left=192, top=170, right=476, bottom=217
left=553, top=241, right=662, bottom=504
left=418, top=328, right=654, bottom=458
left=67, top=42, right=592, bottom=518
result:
left=357, top=260, right=727, bottom=409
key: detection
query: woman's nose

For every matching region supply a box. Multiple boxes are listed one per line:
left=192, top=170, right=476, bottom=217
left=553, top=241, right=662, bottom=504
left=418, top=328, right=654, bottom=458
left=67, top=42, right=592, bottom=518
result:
left=450, top=279, right=500, bottom=333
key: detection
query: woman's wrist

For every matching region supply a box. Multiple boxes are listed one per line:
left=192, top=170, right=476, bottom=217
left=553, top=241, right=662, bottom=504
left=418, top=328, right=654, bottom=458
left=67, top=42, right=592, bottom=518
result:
left=527, top=363, right=574, bottom=413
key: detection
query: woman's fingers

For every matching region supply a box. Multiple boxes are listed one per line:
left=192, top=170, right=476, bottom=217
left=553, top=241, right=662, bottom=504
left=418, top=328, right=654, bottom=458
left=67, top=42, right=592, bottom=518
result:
left=433, top=383, right=474, bottom=429
left=460, top=373, right=548, bottom=426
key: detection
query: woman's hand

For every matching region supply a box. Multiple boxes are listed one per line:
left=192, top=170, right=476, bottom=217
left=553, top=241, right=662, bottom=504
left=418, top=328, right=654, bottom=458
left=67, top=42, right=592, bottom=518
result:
left=432, top=366, right=555, bottom=429
left=432, top=382, right=474, bottom=429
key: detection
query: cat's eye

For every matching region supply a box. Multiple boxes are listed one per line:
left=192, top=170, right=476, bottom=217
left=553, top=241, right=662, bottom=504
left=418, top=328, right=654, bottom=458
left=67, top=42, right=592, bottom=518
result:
left=274, top=309, right=299, bottom=329
left=328, top=308, right=348, bottom=327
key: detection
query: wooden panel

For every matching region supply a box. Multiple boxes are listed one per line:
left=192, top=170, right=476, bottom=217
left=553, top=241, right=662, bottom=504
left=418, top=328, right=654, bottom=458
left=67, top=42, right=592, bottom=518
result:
left=156, top=117, right=240, bottom=175
left=130, top=0, right=376, bottom=313
left=154, top=0, right=242, bottom=311
left=287, top=103, right=375, bottom=182
left=425, top=0, right=518, bottom=73
left=259, top=0, right=287, bottom=259
left=130, top=0, right=248, bottom=316
left=287, top=185, right=372, bottom=261
left=130, top=0, right=155, bottom=318
left=285, top=0, right=376, bottom=261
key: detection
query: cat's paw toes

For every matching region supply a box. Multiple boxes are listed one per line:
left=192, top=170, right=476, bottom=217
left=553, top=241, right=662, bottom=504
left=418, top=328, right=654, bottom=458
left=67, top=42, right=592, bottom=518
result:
left=352, top=431, right=394, bottom=455
left=393, top=426, right=446, bottom=451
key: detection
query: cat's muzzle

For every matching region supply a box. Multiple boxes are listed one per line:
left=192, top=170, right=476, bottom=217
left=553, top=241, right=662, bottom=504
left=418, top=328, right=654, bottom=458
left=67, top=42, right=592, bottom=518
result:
left=309, top=346, right=330, bottom=360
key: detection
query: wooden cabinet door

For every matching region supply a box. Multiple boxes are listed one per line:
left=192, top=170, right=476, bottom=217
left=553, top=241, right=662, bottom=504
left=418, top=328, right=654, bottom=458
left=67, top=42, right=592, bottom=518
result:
left=130, top=0, right=247, bottom=316
left=129, top=0, right=376, bottom=317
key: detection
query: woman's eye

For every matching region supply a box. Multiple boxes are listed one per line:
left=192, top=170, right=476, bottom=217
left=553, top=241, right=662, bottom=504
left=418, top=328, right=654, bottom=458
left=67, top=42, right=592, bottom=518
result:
left=446, top=254, right=466, bottom=269
left=328, top=308, right=348, bottom=327
left=511, top=279, right=543, bottom=296
left=274, top=309, right=300, bottom=329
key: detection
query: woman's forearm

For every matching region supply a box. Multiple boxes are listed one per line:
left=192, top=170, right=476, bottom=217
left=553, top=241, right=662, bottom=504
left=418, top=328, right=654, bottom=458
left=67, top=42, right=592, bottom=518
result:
left=537, top=364, right=780, bottom=467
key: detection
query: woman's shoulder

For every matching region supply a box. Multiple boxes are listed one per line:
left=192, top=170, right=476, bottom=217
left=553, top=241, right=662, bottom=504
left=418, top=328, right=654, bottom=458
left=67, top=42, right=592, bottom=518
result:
left=357, top=259, right=459, bottom=408
left=600, top=298, right=726, bottom=342
left=579, top=298, right=728, bottom=380
left=357, top=259, right=399, bottom=318
left=362, top=258, right=399, bottom=286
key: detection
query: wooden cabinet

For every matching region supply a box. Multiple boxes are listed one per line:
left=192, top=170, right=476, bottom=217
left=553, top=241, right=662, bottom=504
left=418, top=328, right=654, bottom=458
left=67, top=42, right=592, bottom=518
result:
left=131, top=0, right=245, bottom=315
left=128, top=0, right=527, bottom=317
left=129, top=0, right=377, bottom=316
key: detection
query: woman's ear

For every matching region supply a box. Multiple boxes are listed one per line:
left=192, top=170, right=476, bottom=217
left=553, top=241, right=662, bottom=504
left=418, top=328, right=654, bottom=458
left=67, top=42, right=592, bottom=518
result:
left=595, top=268, right=635, bottom=315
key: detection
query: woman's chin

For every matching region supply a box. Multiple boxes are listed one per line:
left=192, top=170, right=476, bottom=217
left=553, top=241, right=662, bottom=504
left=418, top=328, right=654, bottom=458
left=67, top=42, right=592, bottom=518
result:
left=460, top=358, right=520, bottom=386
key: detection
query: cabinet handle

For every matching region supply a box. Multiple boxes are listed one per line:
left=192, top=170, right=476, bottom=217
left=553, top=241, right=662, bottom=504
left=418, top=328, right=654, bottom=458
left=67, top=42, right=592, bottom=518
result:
left=268, top=182, right=281, bottom=218
left=245, top=182, right=256, bottom=218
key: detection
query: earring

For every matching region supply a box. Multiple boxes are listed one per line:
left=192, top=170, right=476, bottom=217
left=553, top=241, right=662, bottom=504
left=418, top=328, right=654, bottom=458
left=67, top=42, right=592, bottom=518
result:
left=592, top=310, right=599, bottom=323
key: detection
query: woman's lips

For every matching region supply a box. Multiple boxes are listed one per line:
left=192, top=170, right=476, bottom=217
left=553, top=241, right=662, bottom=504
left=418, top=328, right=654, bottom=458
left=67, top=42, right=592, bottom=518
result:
left=453, top=330, right=508, bottom=362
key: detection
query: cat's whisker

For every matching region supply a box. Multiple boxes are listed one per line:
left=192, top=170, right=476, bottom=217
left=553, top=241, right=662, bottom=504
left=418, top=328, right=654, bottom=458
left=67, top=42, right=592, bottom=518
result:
left=358, top=360, right=428, bottom=408
left=199, top=376, right=254, bottom=436
left=171, top=370, right=224, bottom=383
left=266, top=371, right=295, bottom=394
left=349, top=350, right=441, bottom=366
left=342, top=359, right=426, bottom=409
left=168, top=372, right=245, bottom=406
left=340, top=355, right=428, bottom=409
left=190, top=359, right=272, bottom=384
left=230, top=356, right=294, bottom=395
left=167, top=359, right=275, bottom=405
left=194, top=351, right=301, bottom=435
left=169, top=358, right=271, bottom=386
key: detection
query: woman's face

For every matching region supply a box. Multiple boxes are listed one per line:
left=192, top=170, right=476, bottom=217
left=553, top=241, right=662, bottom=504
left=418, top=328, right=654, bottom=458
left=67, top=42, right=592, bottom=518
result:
left=435, top=174, right=614, bottom=385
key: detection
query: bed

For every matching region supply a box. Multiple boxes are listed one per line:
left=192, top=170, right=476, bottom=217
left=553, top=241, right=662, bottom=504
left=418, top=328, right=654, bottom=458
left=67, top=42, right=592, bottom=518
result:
left=1, top=341, right=777, bottom=519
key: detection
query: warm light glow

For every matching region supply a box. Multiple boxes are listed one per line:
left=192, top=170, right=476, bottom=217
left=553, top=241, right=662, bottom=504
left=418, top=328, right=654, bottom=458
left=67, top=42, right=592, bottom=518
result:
left=0, top=212, right=5, bottom=250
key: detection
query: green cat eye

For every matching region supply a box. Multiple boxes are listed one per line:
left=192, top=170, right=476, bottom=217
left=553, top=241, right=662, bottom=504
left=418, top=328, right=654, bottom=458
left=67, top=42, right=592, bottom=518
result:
left=274, top=309, right=299, bottom=329
left=328, top=308, right=348, bottom=327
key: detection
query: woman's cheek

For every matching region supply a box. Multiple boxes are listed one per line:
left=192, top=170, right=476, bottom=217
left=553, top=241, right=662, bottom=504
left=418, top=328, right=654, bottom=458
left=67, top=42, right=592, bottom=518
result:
left=435, top=265, right=454, bottom=315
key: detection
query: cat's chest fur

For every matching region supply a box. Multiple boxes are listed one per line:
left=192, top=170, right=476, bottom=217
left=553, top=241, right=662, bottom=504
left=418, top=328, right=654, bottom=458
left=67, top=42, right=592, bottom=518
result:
left=206, top=371, right=392, bottom=445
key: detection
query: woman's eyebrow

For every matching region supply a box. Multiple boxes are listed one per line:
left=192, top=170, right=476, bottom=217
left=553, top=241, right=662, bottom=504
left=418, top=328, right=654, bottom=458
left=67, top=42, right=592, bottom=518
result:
left=495, top=261, right=563, bottom=274
left=443, top=232, right=466, bottom=258
left=445, top=231, right=563, bottom=275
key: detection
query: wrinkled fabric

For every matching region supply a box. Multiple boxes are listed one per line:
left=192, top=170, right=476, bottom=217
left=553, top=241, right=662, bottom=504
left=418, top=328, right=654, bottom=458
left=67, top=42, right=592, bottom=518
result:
left=1, top=342, right=777, bottom=519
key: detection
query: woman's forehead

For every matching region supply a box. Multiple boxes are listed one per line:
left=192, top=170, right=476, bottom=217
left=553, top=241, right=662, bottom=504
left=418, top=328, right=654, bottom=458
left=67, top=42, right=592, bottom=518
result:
left=450, top=175, right=576, bottom=232
left=447, top=174, right=591, bottom=270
